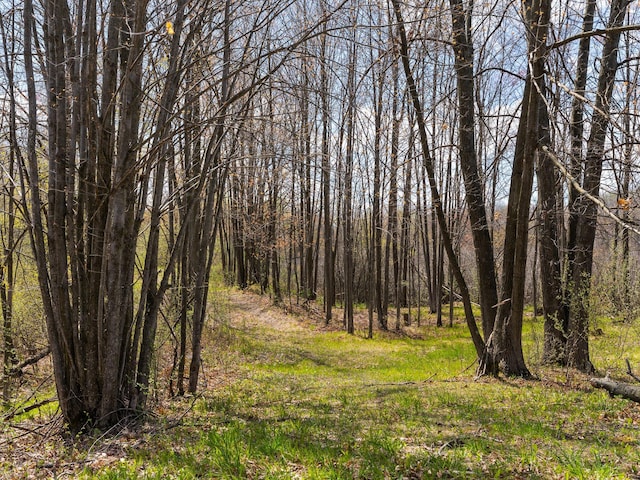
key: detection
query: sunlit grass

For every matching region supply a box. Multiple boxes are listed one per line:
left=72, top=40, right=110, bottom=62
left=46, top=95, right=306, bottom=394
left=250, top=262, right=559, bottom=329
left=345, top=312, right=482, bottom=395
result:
left=1, top=385, right=58, bottom=422
left=80, top=294, right=640, bottom=479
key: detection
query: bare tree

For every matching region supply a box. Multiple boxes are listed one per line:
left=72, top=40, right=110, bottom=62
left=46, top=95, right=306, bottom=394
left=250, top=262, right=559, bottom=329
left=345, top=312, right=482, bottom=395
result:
left=320, top=7, right=335, bottom=324
left=565, top=0, right=631, bottom=373
left=0, top=5, right=21, bottom=402
left=391, top=0, right=485, bottom=357
left=343, top=11, right=357, bottom=334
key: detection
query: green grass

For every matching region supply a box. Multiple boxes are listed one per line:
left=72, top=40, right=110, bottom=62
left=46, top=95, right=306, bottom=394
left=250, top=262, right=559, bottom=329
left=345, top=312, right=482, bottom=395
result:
left=70, top=295, right=640, bottom=479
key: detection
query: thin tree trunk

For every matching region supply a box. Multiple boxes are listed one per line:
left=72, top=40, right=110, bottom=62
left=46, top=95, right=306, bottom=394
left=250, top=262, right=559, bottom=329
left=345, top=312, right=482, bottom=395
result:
left=392, top=0, right=484, bottom=357
left=537, top=77, right=567, bottom=364
left=131, top=0, right=188, bottom=409
left=320, top=23, right=334, bottom=323
left=399, top=124, right=413, bottom=314
left=384, top=57, right=400, bottom=326
left=567, top=0, right=596, bottom=279
left=1, top=11, right=20, bottom=403
left=449, top=0, right=499, bottom=339
left=372, top=47, right=386, bottom=330
left=343, top=24, right=356, bottom=335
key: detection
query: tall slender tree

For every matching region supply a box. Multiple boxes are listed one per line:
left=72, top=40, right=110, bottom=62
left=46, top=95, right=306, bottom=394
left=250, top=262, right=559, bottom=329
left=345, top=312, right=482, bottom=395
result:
left=566, top=0, right=631, bottom=372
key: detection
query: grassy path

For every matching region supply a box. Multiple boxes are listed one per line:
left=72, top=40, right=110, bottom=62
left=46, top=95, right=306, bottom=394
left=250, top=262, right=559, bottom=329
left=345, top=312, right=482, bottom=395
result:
left=3, top=289, right=640, bottom=478
left=86, top=289, right=640, bottom=479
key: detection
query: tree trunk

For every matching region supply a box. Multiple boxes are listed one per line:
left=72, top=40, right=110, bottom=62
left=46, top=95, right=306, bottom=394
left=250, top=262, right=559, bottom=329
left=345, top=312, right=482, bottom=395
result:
left=99, top=0, right=149, bottom=427
left=399, top=127, right=413, bottom=315
left=567, top=0, right=596, bottom=279
left=449, top=0, right=499, bottom=339
left=392, top=0, right=484, bottom=357
left=536, top=81, right=567, bottom=364
left=343, top=24, right=356, bottom=335
left=372, top=48, right=386, bottom=330
left=383, top=56, right=400, bottom=327
left=567, top=0, right=630, bottom=373
left=1, top=11, right=20, bottom=403
left=320, top=20, right=334, bottom=324
left=188, top=0, right=233, bottom=392
left=130, top=0, right=188, bottom=409
left=479, top=0, right=550, bottom=378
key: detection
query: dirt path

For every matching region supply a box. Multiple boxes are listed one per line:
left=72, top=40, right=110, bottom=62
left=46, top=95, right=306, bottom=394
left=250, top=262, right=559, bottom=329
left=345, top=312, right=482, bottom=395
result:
left=224, top=289, right=309, bottom=332
left=222, top=289, right=414, bottom=339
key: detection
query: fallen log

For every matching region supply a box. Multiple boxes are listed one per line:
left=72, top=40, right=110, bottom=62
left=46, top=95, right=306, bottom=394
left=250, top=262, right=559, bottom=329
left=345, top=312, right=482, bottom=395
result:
left=590, top=376, right=640, bottom=403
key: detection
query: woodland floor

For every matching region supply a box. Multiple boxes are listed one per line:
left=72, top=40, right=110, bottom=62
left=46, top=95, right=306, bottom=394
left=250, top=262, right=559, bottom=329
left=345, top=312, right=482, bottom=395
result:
left=2, top=289, right=640, bottom=479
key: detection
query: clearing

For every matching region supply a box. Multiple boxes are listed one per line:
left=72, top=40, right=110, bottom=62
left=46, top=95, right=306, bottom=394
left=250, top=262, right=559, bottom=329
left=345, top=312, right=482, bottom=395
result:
left=2, top=288, right=640, bottom=479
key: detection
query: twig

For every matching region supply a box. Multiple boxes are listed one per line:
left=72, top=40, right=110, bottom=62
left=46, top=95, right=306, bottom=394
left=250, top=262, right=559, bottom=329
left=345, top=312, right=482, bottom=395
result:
left=165, top=393, right=202, bottom=430
left=5, top=423, right=48, bottom=437
left=626, top=359, right=640, bottom=383
left=2, top=415, right=61, bottom=443
left=0, top=412, right=62, bottom=449
left=437, top=438, right=466, bottom=454
left=460, top=358, right=479, bottom=375
left=148, top=393, right=203, bottom=434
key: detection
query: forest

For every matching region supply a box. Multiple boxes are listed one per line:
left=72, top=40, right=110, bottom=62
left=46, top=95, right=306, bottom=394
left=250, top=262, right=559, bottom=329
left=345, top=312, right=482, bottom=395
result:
left=1, top=0, right=640, bottom=476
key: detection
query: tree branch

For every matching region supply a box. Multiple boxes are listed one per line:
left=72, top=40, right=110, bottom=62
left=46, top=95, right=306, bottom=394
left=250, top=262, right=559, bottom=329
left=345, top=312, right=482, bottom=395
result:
left=626, top=359, right=640, bottom=383
left=7, top=348, right=51, bottom=377
left=542, top=146, right=640, bottom=236
left=550, top=24, right=640, bottom=50
left=2, top=397, right=57, bottom=421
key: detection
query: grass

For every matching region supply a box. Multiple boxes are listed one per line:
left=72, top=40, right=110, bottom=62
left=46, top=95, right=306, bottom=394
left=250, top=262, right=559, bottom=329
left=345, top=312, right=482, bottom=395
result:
left=6, top=291, right=640, bottom=479
left=83, top=296, right=640, bottom=478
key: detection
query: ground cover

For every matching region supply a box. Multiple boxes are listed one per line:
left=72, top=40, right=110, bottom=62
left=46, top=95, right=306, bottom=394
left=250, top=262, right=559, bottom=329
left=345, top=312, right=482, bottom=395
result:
left=2, top=289, right=640, bottom=478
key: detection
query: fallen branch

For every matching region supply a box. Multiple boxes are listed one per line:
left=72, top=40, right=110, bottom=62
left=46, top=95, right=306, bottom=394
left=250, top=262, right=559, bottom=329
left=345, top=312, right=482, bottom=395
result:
left=7, top=347, right=51, bottom=377
left=590, top=376, right=640, bottom=403
left=1, top=374, right=53, bottom=422
left=625, top=359, right=640, bottom=383
left=364, top=374, right=436, bottom=388
left=2, top=397, right=57, bottom=421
